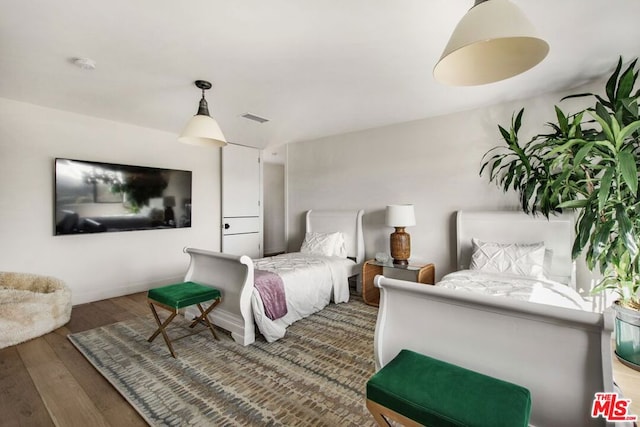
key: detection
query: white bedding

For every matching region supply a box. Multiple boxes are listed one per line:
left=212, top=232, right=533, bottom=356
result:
left=251, top=252, right=355, bottom=342
left=437, top=269, right=591, bottom=312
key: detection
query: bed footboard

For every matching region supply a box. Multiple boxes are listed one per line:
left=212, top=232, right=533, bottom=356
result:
left=373, top=275, right=615, bottom=427
left=182, top=248, right=255, bottom=346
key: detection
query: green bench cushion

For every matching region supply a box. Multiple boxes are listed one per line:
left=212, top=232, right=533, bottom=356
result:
left=148, top=281, right=221, bottom=309
left=367, top=349, right=531, bottom=427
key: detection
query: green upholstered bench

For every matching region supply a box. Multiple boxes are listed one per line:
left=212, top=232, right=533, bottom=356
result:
left=147, top=281, right=222, bottom=358
left=366, top=349, right=531, bottom=427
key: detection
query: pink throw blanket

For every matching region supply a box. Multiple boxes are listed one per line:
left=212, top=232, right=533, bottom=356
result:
left=253, top=269, right=287, bottom=320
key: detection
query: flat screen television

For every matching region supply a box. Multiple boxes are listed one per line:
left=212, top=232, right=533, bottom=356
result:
left=55, top=158, right=192, bottom=235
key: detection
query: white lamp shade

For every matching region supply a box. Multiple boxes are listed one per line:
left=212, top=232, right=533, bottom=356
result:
left=385, top=205, right=416, bottom=227
left=178, top=115, right=227, bottom=147
left=433, top=0, right=549, bottom=86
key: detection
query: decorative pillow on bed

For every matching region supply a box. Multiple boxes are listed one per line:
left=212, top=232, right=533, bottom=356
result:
left=470, top=238, right=546, bottom=279
left=300, top=232, right=346, bottom=257
left=332, top=232, right=348, bottom=258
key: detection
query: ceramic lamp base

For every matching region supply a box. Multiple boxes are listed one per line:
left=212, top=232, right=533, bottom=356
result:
left=390, top=227, right=411, bottom=266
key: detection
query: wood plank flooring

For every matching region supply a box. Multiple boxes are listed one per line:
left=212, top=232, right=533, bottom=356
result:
left=1, top=292, right=639, bottom=426
left=0, top=293, right=148, bottom=427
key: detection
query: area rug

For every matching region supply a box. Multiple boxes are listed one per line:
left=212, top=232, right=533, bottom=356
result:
left=68, top=296, right=378, bottom=426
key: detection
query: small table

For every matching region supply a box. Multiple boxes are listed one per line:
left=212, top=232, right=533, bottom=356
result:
left=362, top=259, right=435, bottom=306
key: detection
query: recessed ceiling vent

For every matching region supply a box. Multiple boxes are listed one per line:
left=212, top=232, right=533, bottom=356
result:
left=241, top=113, right=269, bottom=124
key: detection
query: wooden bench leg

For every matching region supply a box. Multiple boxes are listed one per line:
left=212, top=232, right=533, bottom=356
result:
left=148, top=301, right=178, bottom=358
left=366, top=399, right=423, bottom=427
left=189, top=298, right=221, bottom=341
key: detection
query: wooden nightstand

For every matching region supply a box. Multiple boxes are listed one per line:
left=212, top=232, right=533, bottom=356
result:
left=362, top=260, right=435, bottom=306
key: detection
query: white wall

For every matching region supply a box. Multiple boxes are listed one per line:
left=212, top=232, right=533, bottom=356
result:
left=263, top=163, right=286, bottom=255
left=287, top=78, right=604, bottom=286
left=0, top=98, right=221, bottom=304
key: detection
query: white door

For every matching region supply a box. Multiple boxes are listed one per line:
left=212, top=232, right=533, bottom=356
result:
left=221, top=144, right=262, bottom=258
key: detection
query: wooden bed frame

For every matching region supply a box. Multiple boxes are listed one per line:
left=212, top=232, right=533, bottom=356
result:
left=182, top=209, right=364, bottom=346
left=373, top=211, right=617, bottom=426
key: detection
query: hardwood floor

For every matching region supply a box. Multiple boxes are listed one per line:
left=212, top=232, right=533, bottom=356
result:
left=1, top=292, right=639, bottom=425
left=0, top=293, right=148, bottom=427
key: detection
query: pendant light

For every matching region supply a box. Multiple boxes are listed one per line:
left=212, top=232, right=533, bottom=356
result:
left=433, top=0, right=549, bottom=86
left=179, top=80, right=227, bottom=147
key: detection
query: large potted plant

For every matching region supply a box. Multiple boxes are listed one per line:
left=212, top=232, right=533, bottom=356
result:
left=480, top=57, right=640, bottom=370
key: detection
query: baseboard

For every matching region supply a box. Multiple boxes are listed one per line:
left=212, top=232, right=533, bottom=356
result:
left=72, top=275, right=184, bottom=305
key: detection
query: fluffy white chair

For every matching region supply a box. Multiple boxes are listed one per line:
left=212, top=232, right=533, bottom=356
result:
left=0, top=272, right=72, bottom=349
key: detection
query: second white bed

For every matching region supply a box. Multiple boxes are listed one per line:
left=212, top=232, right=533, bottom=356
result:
left=437, top=269, right=589, bottom=311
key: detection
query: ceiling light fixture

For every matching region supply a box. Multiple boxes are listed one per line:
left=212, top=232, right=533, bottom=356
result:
left=179, top=80, right=227, bottom=147
left=433, top=0, right=549, bottom=86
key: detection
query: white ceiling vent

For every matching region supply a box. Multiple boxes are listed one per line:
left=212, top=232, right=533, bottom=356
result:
left=241, top=113, right=269, bottom=124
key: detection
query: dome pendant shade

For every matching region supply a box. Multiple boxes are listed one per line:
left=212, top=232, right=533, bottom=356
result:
left=434, top=0, right=549, bottom=86
left=179, top=80, right=227, bottom=147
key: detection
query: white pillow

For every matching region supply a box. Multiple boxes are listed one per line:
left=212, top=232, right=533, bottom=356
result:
left=300, top=232, right=345, bottom=257
left=332, top=232, right=348, bottom=258
left=470, top=238, right=546, bottom=279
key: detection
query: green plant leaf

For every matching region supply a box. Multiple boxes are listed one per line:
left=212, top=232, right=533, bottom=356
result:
left=618, top=151, right=638, bottom=196
left=594, top=140, right=617, bottom=154
left=595, top=95, right=613, bottom=110
left=590, top=109, right=614, bottom=143
left=561, top=92, right=593, bottom=102
left=545, top=138, right=585, bottom=158
left=616, top=204, right=639, bottom=257
left=513, top=108, right=524, bottom=134
left=572, top=210, right=594, bottom=259
left=605, top=57, right=623, bottom=105
left=499, top=125, right=511, bottom=143
left=598, top=168, right=614, bottom=212
left=617, top=120, right=640, bottom=145
left=557, top=199, right=589, bottom=209
left=622, top=98, right=639, bottom=119
left=573, top=141, right=595, bottom=167
left=555, top=106, right=568, bottom=134
left=617, top=58, right=638, bottom=101
left=591, top=220, right=614, bottom=261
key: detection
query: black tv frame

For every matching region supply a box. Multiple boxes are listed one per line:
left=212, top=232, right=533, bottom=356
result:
left=54, top=158, right=192, bottom=235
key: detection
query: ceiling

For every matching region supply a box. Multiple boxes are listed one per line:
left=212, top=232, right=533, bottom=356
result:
left=2, top=1, right=640, bottom=152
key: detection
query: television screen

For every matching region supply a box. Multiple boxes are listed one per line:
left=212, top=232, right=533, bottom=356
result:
left=54, top=158, right=192, bottom=235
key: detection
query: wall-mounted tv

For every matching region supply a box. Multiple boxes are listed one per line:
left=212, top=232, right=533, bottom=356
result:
left=55, top=158, right=192, bottom=235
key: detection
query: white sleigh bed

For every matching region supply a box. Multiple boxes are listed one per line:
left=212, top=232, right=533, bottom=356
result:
left=373, top=211, right=619, bottom=427
left=183, top=209, right=364, bottom=346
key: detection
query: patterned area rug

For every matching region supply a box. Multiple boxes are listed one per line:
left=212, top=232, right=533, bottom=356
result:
left=68, top=296, right=378, bottom=426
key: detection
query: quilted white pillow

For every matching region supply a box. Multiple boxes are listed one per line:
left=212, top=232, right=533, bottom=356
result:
left=470, top=238, right=546, bottom=279
left=300, top=232, right=344, bottom=257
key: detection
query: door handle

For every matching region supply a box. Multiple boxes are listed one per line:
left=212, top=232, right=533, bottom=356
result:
left=224, top=223, right=230, bottom=229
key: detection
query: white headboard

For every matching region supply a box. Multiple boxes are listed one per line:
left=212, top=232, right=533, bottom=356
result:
left=306, top=209, right=365, bottom=264
left=456, top=211, right=575, bottom=286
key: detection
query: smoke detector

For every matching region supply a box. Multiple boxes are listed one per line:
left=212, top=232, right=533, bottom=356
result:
left=71, top=57, right=97, bottom=70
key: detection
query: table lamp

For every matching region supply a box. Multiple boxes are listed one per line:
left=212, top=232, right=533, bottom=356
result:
left=385, top=205, right=416, bottom=265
